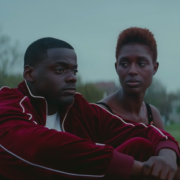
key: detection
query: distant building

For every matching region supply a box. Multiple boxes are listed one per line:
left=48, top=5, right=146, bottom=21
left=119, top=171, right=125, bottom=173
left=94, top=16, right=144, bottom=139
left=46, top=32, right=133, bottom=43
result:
left=169, top=99, right=180, bottom=123
left=94, top=81, right=119, bottom=97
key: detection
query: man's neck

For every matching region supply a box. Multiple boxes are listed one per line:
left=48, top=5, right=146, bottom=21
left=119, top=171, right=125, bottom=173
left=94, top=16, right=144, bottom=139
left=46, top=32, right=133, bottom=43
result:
left=47, top=105, right=58, bottom=115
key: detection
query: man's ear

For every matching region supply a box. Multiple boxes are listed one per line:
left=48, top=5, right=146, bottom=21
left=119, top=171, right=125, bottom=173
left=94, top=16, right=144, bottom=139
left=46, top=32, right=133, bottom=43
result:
left=153, top=62, right=159, bottom=75
left=23, top=65, right=35, bottom=82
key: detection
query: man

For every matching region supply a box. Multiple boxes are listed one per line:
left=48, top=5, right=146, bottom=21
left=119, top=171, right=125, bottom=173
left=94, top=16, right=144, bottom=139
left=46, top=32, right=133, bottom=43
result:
left=0, top=37, right=179, bottom=180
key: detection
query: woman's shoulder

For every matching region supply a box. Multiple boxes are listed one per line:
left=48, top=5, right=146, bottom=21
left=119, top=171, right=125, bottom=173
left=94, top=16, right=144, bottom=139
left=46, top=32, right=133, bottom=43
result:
left=98, top=92, right=116, bottom=103
left=96, top=93, right=117, bottom=114
left=96, top=102, right=114, bottom=114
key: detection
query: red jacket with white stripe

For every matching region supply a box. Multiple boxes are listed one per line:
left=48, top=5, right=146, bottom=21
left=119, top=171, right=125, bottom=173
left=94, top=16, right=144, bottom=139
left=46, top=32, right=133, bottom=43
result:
left=0, top=81, right=179, bottom=180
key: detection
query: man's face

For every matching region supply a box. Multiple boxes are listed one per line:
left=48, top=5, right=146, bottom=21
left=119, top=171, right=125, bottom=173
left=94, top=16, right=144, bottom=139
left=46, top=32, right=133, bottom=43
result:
left=32, top=48, right=77, bottom=106
left=115, top=43, right=158, bottom=94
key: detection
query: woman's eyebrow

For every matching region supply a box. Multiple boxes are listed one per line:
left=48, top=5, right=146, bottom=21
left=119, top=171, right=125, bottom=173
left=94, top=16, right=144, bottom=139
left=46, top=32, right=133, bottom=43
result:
left=119, top=57, right=129, bottom=61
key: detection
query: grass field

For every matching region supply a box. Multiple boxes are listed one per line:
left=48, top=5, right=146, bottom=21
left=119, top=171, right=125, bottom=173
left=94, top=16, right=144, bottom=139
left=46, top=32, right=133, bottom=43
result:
left=165, top=123, right=180, bottom=143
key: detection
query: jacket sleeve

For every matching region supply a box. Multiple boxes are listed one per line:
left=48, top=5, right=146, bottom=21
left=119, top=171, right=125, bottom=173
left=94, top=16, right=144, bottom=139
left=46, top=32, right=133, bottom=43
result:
left=90, top=103, right=180, bottom=159
left=0, top=99, right=134, bottom=180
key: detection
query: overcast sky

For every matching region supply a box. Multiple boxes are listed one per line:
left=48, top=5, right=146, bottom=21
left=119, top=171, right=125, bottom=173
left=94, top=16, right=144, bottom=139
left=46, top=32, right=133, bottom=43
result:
left=0, top=0, right=180, bottom=92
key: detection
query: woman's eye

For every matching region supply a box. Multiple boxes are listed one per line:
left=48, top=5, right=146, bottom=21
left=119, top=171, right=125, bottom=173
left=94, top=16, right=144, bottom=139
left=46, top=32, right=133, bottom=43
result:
left=139, top=62, right=146, bottom=67
left=120, top=62, right=128, bottom=67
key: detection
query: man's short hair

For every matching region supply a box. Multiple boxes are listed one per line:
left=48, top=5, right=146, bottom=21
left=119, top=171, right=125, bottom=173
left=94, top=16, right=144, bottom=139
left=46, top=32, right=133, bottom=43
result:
left=115, top=27, right=157, bottom=62
left=24, top=37, right=74, bottom=67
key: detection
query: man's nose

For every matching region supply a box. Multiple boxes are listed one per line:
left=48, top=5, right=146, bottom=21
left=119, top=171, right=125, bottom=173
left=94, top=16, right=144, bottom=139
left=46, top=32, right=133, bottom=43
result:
left=65, top=71, right=77, bottom=83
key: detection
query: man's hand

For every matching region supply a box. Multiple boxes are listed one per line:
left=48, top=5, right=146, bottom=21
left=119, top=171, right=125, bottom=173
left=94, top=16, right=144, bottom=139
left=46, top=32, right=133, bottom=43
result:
left=142, top=149, right=177, bottom=180
left=174, top=167, right=180, bottom=180
left=131, top=160, right=143, bottom=176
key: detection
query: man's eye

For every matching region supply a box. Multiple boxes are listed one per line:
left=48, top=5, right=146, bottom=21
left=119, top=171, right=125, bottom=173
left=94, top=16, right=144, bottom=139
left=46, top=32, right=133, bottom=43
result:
left=73, top=70, right=78, bottom=75
left=55, top=68, right=64, bottom=74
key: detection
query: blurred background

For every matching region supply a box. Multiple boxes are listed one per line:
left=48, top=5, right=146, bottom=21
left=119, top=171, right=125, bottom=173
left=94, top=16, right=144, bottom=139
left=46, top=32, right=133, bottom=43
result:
left=0, top=0, right=180, bottom=141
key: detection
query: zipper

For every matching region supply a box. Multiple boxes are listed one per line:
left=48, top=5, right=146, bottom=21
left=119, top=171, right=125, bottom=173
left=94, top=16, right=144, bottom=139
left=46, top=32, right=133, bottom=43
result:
left=25, top=80, right=47, bottom=124
left=61, top=99, right=74, bottom=132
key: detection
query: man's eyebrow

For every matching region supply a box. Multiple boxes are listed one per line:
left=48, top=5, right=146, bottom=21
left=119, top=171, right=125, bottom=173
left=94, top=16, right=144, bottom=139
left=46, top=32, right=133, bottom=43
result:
left=54, top=61, right=78, bottom=68
left=138, top=56, right=149, bottom=60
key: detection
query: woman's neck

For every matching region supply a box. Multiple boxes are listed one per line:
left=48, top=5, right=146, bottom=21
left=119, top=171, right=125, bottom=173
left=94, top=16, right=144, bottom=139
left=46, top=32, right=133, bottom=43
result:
left=116, top=89, right=145, bottom=114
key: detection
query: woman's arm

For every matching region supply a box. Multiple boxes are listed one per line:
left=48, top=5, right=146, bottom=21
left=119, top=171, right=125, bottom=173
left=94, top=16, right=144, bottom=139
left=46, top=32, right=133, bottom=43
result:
left=150, top=105, right=165, bottom=130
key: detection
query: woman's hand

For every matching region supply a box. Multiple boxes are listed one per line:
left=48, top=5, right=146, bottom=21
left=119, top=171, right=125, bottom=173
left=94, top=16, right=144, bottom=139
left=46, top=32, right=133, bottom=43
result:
left=142, top=149, right=177, bottom=180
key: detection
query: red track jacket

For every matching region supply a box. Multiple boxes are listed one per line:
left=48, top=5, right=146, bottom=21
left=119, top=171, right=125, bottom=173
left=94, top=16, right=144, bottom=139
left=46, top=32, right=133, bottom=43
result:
left=0, top=81, right=179, bottom=180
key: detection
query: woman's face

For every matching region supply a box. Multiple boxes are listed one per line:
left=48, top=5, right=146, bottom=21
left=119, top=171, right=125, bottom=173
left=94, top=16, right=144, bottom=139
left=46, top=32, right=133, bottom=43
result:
left=115, top=43, right=158, bottom=95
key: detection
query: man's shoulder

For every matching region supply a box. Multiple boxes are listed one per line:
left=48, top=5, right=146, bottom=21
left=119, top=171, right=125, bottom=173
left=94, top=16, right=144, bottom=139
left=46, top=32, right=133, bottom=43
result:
left=0, top=85, right=30, bottom=110
left=0, top=86, right=12, bottom=93
left=74, top=92, right=111, bottom=112
left=0, top=86, right=23, bottom=100
left=74, top=92, right=87, bottom=104
left=73, top=92, right=91, bottom=110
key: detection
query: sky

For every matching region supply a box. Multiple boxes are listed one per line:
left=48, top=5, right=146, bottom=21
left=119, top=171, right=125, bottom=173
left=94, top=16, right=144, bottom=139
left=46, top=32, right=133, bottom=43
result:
left=0, top=0, right=180, bottom=92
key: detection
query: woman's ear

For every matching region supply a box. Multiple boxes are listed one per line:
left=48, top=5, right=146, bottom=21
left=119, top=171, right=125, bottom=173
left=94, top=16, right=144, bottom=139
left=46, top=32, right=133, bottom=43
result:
left=153, top=62, right=159, bottom=75
left=23, top=65, right=35, bottom=82
left=115, top=61, right=118, bottom=73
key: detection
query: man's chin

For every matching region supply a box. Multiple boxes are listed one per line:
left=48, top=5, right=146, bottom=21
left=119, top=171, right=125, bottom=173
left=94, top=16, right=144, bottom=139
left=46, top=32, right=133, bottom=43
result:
left=58, top=96, right=74, bottom=106
left=47, top=96, right=74, bottom=107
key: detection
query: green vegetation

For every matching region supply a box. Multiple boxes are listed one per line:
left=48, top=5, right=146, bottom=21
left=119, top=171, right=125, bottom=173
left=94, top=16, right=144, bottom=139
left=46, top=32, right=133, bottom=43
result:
left=0, top=31, right=23, bottom=88
left=76, top=76, right=104, bottom=103
left=165, top=124, right=180, bottom=143
left=145, top=79, right=179, bottom=120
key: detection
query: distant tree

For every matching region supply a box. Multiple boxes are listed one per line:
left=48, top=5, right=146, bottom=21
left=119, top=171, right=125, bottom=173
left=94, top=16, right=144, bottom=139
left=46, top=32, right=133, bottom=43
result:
left=176, top=105, right=180, bottom=114
left=0, top=73, right=23, bottom=88
left=76, top=75, right=83, bottom=87
left=173, top=90, right=180, bottom=115
left=0, top=31, right=23, bottom=88
left=76, top=76, right=104, bottom=103
left=144, top=79, right=177, bottom=120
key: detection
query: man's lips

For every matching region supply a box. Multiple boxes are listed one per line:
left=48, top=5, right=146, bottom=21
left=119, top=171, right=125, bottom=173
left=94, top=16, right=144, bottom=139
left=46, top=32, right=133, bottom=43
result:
left=62, top=88, right=76, bottom=95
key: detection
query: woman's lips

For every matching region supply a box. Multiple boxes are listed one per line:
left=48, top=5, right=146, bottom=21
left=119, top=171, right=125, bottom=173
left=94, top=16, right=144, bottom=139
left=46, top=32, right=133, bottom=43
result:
left=126, top=81, right=140, bottom=86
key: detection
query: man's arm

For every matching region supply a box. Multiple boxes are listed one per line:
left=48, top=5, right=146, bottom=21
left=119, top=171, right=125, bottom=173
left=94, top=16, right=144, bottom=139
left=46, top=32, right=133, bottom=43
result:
left=91, top=103, right=180, bottom=158
left=0, top=120, right=112, bottom=179
left=90, top=104, right=180, bottom=179
left=0, top=117, right=138, bottom=180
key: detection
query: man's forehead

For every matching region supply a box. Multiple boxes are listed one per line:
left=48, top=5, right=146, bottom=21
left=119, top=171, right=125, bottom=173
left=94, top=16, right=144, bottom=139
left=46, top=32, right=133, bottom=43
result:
left=47, top=48, right=76, bottom=57
left=43, top=48, right=77, bottom=66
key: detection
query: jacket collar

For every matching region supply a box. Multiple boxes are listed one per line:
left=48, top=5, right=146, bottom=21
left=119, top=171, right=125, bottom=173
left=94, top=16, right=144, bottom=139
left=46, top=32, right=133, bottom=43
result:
left=18, top=81, right=46, bottom=101
left=17, top=81, right=75, bottom=130
left=17, top=81, right=48, bottom=125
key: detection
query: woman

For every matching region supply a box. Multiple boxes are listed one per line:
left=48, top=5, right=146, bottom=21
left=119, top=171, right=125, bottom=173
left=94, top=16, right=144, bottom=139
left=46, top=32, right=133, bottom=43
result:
left=97, top=27, right=164, bottom=129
